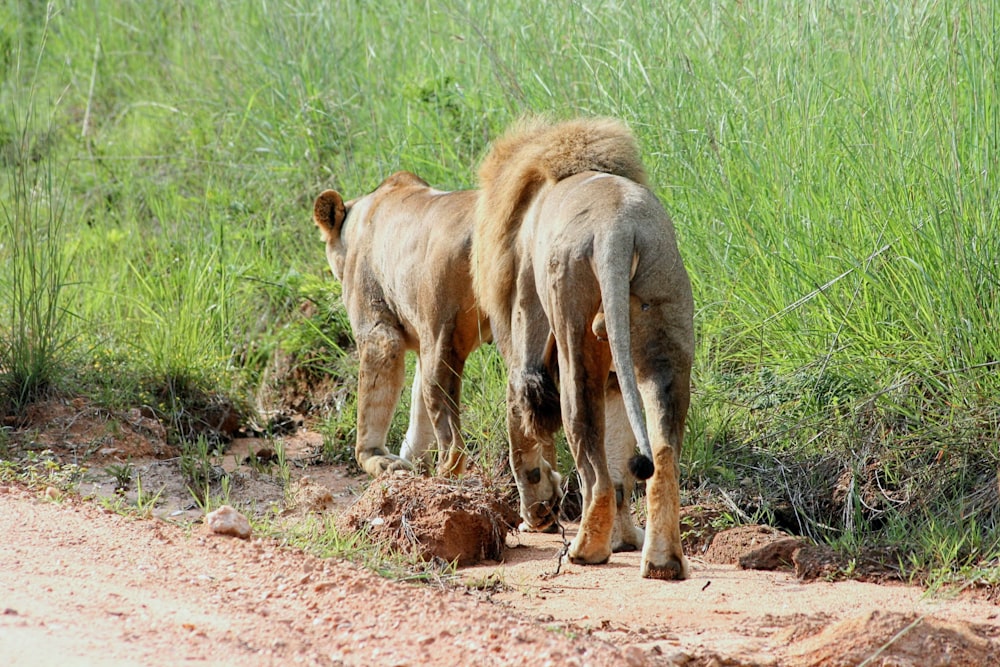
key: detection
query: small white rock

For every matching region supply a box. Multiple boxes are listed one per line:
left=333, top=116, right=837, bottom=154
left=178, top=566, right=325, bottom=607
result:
left=205, top=505, right=251, bottom=539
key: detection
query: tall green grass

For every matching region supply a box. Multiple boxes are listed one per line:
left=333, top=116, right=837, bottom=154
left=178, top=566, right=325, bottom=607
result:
left=2, top=0, right=998, bottom=581
left=1, top=10, right=72, bottom=410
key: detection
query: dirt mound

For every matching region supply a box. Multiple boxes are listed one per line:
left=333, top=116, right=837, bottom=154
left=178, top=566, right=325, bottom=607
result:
left=336, top=473, right=520, bottom=566
left=703, top=524, right=792, bottom=565
left=697, top=524, right=902, bottom=583
left=785, top=610, right=1000, bottom=667
left=7, top=398, right=170, bottom=462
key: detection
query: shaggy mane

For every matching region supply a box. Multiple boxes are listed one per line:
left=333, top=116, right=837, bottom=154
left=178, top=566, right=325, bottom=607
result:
left=471, top=116, right=648, bottom=322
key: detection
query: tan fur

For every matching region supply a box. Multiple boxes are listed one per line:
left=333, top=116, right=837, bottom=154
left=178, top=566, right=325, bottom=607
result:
left=472, top=116, right=648, bottom=327
left=472, top=118, right=694, bottom=579
left=313, top=172, right=489, bottom=478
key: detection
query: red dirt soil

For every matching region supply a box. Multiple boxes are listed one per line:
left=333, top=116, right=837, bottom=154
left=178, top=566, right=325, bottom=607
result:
left=4, top=475, right=1000, bottom=666
left=3, top=402, right=999, bottom=666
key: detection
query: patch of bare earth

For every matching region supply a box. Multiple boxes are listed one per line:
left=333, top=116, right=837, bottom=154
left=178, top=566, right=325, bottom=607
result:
left=2, top=400, right=1000, bottom=666
left=337, top=473, right=519, bottom=566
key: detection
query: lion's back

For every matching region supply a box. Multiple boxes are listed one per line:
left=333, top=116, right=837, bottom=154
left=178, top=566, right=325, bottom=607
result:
left=360, top=185, right=481, bottom=333
left=472, top=117, right=650, bottom=321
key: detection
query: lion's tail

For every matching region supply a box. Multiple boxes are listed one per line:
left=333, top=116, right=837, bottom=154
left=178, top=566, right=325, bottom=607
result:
left=472, top=116, right=649, bottom=321
left=594, top=230, right=655, bottom=481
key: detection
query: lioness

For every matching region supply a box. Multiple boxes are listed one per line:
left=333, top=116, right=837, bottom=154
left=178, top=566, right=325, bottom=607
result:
left=313, top=171, right=489, bottom=477
left=472, top=117, right=694, bottom=579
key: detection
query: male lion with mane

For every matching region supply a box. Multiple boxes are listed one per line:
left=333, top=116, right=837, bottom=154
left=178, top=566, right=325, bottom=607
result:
left=313, top=172, right=489, bottom=477
left=472, top=117, right=694, bottom=579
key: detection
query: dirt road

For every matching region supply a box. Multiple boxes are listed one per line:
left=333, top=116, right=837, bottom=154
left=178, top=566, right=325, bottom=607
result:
left=0, top=486, right=633, bottom=666
left=2, top=481, right=998, bottom=666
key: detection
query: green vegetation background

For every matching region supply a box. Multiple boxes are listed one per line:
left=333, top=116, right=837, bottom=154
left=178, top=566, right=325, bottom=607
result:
left=2, top=1, right=998, bottom=583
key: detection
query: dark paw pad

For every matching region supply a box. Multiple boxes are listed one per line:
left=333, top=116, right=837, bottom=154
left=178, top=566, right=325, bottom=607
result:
left=644, top=560, right=685, bottom=580
left=569, top=553, right=611, bottom=566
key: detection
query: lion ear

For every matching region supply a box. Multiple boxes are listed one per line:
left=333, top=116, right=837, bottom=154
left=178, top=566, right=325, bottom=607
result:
left=314, top=190, right=346, bottom=241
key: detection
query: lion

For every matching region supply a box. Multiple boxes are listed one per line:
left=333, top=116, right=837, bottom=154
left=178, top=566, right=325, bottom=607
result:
left=472, top=117, right=694, bottom=579
left=312, top=170, right=647, bottom=552
left=312, top=171, right=489, bottom=477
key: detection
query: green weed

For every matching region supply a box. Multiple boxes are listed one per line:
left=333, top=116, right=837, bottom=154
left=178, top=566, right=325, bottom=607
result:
left=0, top=12, right=72, bottom=412
left=104, top=460, right=134, bottom=493
left=0, top=448, right=87, bottom=492
left=279, top=513, right=458, bottom=584
left=180, top=435, right=224, bottom=499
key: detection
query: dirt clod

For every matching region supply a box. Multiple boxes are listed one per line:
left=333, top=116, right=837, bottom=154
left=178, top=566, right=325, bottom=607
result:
left=739, top=536, right=805, bottom=571
left=205, top=504, right=252, bottom=539
left=336, top=473, right=520, bottom=566
left=703, top=525, right=791, bottom=565
left=787, top=610, right=1000, bottom=667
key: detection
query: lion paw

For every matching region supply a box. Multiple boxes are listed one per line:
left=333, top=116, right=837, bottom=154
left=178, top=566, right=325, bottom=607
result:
left=640, top=555, right=689, bottom=580
left=611, top=525, right=644, bottom=553
left=518, top=521, right=561, bottom=534
left=362, top=453, right=414, bottom=478
left=568, top=534, right=611, bottom=565
left=568, top=550, right=611, bottom=566
left=612, top=540, right=640, bottom=553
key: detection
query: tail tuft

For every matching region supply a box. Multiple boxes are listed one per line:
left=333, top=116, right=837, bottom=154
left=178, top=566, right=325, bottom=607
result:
left=628, top=454, right=654, bottom=481
left=517, top=367, right=562, bottom=438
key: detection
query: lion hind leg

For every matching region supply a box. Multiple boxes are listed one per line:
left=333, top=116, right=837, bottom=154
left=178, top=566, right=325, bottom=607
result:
left=637, top=365, right=691, bottom=580
left=569, top=486, right=615, bottom=565
left=399, top=361, right=435, bottom=474
left=559, top=342, right=615, bottom=565
left=567, top=444, right=615, bottom=564
left=420, top=347, right=469, bottom=478
left=605, top=378, right=644, bottom=552
left=640, top=443, right=689, bottom=580
left=355, top=326, right=414, bottom=477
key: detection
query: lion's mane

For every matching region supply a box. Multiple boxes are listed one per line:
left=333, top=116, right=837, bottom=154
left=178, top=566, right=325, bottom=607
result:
left=471, top=117, right=649, bottom=321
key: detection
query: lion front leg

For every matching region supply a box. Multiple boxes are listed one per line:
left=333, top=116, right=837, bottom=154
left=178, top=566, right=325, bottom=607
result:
left=355, top=327, right=413, bottom=477
left=507, top=371, right=562, bottom=532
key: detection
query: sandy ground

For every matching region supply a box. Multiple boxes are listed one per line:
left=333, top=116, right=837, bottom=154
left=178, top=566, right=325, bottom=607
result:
left=2, top=407, right=999, bottom=667
left=2, top=472, right=999, bottom=667
left=0, top=486, right=635, bottom=667
left=464, top=530, right=1000, bottom=665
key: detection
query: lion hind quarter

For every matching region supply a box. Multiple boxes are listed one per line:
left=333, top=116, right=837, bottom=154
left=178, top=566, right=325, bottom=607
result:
left=313, top=190, right=346, bottom=242
left=473, top=116, right=649, bottom=321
